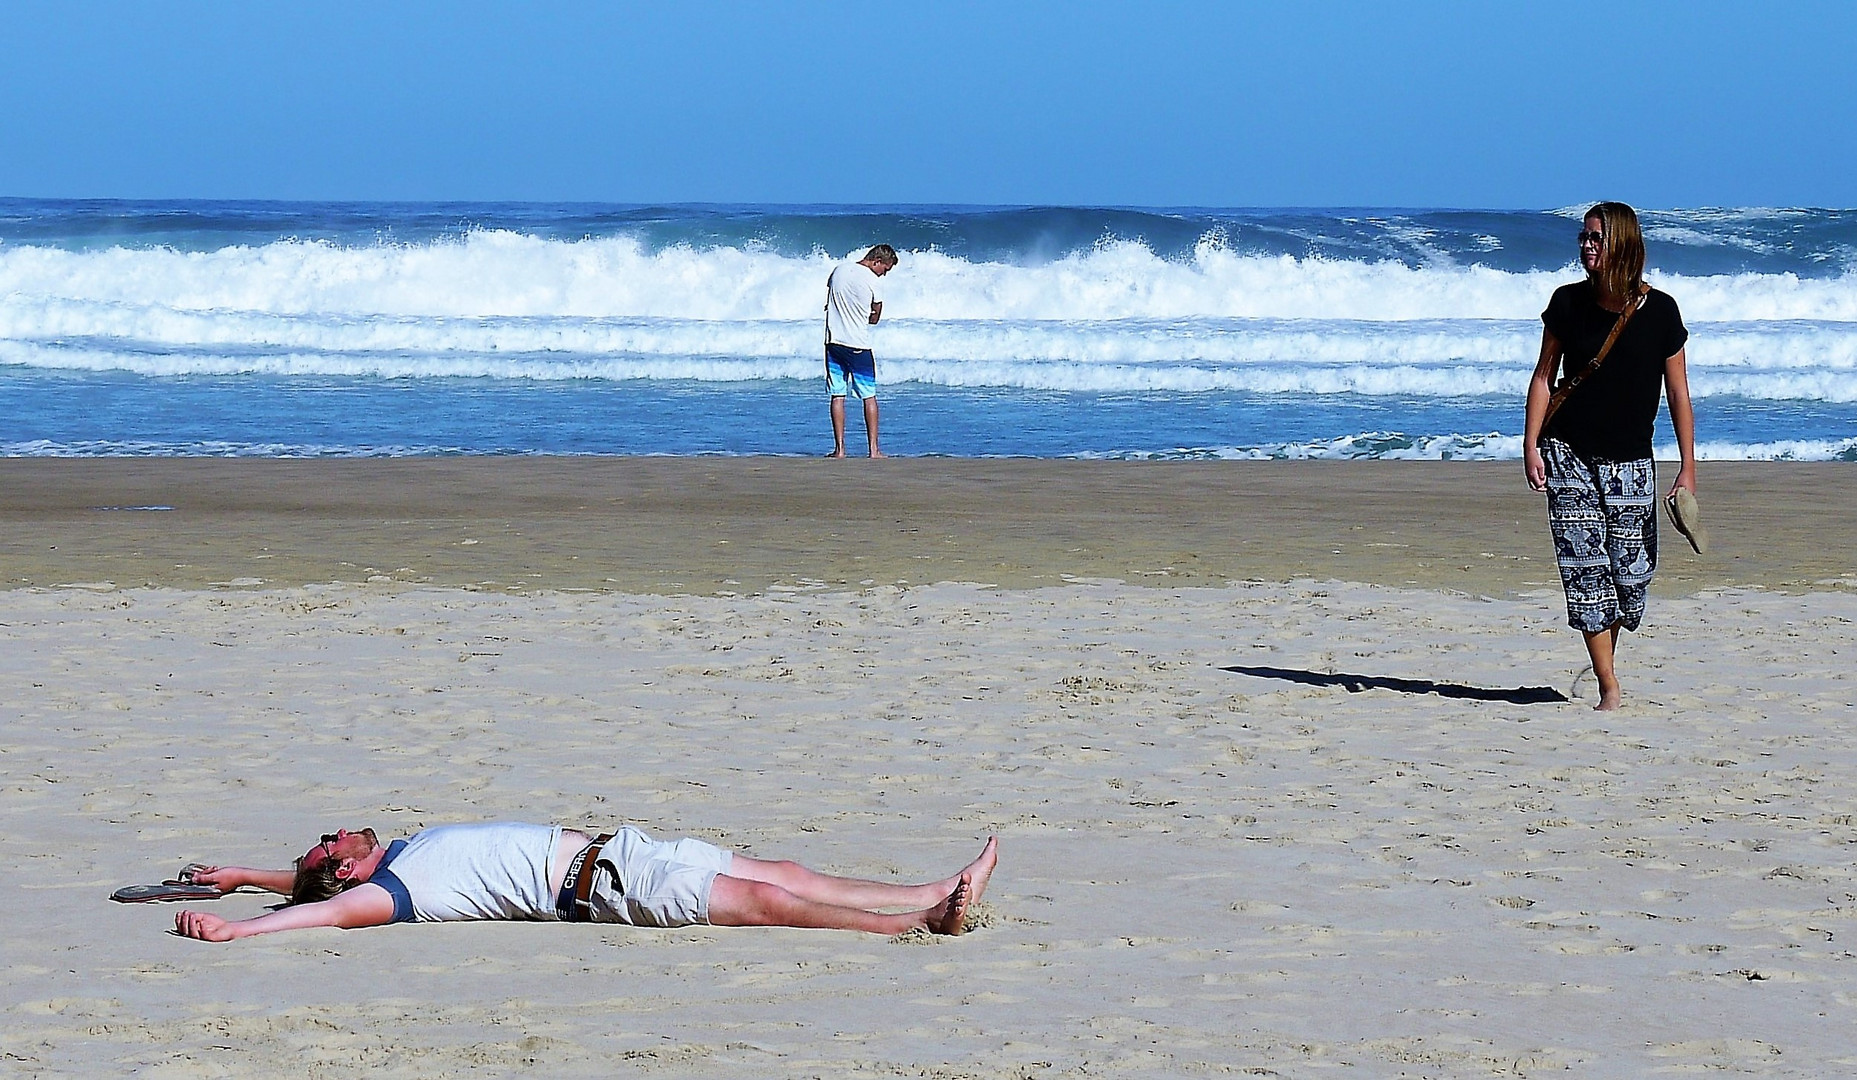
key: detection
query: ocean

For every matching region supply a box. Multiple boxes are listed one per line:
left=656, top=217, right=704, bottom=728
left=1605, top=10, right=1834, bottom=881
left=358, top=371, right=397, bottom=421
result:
left=2, top=200, right=1853, bottom=460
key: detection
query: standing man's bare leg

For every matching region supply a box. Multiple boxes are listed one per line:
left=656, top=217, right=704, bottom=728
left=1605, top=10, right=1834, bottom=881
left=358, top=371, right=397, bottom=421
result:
left=1583, top=623, right=1623, bottom=710
left=829, top=395, right=849, bottom=457
left=863, top=397, right=883, bottom=458
left=726, top=837, right=996, bottom=911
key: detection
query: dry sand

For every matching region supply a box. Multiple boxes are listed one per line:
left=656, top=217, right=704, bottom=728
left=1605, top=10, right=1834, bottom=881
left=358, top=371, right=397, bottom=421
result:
left=2, top=460, right=1855, bottom=1078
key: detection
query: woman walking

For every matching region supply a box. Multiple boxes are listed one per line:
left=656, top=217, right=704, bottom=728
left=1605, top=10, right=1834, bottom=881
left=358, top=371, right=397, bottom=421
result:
left=1524, top=202, right=1698, bottom=710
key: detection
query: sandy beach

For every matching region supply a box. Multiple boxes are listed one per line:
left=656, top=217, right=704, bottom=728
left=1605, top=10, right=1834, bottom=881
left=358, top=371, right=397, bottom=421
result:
left=3, top=459, right=1855, bottom=1077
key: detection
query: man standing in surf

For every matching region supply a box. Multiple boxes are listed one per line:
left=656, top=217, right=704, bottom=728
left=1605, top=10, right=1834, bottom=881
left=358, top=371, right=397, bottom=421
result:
left=824, top=245, right=897, bottom=458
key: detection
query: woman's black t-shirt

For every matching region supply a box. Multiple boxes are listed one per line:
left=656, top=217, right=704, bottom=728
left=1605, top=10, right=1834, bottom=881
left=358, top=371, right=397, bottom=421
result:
left=1541, top=280, right=1689, bottom=462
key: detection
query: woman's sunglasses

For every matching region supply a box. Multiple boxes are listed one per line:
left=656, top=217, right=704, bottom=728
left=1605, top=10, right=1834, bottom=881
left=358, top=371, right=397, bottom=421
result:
left=1578, top=230, right=1605, bottom=246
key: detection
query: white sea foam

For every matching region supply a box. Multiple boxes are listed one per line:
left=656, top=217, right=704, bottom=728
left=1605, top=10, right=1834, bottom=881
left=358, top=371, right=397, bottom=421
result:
left=6, top=232, right=1857, bottom=322
left=1086, top=432, right=1526, bottom=461
left=6, top=207, right=1849, bottom=460
left=0, top=438, right=495, bottom=458
left=3, top=234, right=1855, bottom=402
left=3, top=314, right=1853, bottom=400
left=1682, top=436, right=1857, bottom=462
left=1088, top=432, right=1857, bottom=462
left=11, top=432, right=1851, bottom=462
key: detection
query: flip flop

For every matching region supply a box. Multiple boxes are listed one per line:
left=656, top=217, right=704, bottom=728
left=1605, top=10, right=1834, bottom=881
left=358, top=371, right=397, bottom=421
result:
left=111, top=882, right=225, bottom=903
left=1665, top=488, right=1709, bottom=555
left=164, top=863, right=212, bottom=887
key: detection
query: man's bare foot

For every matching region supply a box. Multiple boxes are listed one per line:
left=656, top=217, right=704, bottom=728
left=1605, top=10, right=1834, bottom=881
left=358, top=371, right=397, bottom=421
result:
left=926, top=879, right=970, bottom=935
left=962, top=836, right=998, bottom=905
left=826, top=450, right=847, bottom=458
left=869, top=450, right=887, bottom=458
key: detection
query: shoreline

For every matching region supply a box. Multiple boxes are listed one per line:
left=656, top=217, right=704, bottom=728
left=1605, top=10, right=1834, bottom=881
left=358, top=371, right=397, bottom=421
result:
left=3, top=458, right=1851, bottom=596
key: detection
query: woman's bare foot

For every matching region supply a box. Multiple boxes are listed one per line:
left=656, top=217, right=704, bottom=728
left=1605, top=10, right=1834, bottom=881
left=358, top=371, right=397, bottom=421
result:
left=925, top=880, right=970, bottom=935
left=1583, top=626, right=1623, bottom=711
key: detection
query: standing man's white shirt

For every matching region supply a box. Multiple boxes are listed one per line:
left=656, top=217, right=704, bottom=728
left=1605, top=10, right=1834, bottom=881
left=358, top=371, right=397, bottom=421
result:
left=825, top=260, right=885, bottom=351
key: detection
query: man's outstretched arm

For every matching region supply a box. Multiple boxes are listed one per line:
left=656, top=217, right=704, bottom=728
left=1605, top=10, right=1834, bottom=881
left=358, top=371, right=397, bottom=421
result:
left=189, top=865, right=297, bottom=895
left=175, top=883, right=395, bottom=941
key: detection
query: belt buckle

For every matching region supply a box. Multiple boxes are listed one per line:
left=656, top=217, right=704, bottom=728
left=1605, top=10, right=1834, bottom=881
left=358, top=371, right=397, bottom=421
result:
left=562, top=833, right=614, bottom=922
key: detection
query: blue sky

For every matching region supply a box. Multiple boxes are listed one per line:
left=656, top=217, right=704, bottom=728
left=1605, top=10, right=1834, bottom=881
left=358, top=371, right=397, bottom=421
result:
left=5, top=1, right=1852, bottom=208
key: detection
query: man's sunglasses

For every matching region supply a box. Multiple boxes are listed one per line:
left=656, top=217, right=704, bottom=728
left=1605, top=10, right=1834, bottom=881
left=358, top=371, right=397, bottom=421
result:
left=1578, top=230, right=1606, bottom=246
left=303, top=833, right=340, bottom=868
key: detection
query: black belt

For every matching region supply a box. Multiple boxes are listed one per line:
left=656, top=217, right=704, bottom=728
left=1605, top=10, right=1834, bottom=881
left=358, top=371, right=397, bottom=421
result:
left=556, top=832, right=615, bottom=922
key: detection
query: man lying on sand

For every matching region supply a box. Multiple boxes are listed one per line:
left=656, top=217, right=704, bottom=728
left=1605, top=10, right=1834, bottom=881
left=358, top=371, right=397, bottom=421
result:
left=171, top=822, right=996, bottom=942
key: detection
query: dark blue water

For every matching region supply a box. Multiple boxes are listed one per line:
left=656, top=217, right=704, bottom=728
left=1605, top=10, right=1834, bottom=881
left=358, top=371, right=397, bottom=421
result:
left=3, top=200, right=1853, bottom=459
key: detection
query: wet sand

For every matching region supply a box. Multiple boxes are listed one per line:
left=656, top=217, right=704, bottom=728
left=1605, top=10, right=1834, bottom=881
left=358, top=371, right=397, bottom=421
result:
left=3, top=458, right=1852, bottom=596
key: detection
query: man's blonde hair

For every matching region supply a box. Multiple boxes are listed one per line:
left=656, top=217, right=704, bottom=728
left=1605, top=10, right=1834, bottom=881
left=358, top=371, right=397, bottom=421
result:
left=864, top=244, right=898, bottom=267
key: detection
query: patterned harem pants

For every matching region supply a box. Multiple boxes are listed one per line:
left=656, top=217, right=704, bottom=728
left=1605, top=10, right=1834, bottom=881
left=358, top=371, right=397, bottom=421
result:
left=1541, top=439, right=1658, bottom=634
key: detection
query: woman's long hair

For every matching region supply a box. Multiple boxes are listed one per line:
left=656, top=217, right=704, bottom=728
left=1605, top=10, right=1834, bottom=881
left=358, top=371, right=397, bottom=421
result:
left=1586, top=201, right=1646, bottom=302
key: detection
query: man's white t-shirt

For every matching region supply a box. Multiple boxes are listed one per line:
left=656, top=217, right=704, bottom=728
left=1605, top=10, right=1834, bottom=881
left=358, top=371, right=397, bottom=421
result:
left=824, top=260, right=885, bottom=352
left=369, top=822, right=561, bottom=922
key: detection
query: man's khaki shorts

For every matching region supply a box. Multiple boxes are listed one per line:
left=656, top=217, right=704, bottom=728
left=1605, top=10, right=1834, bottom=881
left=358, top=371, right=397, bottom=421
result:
left=585, top=825, right=733, bottom=927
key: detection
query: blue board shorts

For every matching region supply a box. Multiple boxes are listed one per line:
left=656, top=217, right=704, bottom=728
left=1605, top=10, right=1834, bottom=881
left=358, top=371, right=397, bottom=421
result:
left=825, top=343, right=878, bottom=399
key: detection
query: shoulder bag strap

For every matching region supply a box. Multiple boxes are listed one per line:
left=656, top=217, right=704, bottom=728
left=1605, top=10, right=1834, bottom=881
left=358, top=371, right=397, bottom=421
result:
left=1542, top=283, right=1649, bottom=429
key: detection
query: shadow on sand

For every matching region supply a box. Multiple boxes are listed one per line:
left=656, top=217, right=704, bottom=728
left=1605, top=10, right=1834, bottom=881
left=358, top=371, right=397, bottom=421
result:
left=1221, top=665, right=1568, bottom=705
